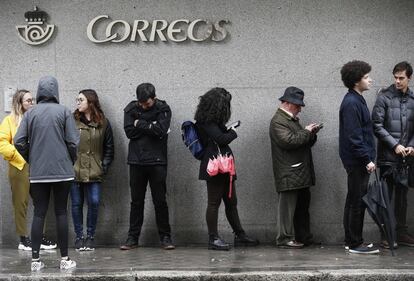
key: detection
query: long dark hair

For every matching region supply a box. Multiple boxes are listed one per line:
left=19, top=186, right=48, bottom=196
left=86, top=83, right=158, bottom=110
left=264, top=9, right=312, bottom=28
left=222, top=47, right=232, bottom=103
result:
left=74, top=89, right=105, bottom=125
left=194, top=87, right=232, bottom=124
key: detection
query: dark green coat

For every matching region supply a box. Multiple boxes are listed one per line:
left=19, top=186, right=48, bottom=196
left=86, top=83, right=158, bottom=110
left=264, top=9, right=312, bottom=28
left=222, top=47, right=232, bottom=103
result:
left=74, top=118, right=114, bottom=182
left=269, top=108, right=316, bottom=192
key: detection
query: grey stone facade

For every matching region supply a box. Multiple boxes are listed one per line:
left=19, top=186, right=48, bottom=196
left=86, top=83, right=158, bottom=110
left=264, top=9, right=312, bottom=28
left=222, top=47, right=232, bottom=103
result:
left=0, top=0, right=413, bottom=246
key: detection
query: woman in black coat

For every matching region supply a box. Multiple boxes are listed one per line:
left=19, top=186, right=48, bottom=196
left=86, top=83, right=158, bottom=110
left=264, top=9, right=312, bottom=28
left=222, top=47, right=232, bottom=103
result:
left=195, top=87, right=259, bottom=250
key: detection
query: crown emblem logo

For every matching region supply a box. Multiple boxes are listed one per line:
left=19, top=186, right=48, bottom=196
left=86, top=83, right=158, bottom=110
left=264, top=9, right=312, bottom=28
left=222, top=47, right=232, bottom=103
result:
left=16, top=6, right=55, bottom=45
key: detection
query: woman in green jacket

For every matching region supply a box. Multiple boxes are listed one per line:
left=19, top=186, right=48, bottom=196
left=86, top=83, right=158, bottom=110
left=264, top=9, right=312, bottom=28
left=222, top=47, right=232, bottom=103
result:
left=71, top=89, right=114, bottom=251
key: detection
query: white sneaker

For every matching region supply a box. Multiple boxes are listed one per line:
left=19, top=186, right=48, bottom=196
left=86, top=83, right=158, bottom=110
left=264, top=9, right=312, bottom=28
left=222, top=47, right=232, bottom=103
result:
left=31, top=260, right=45, bottom=271
left=60, top=258, right=76, bottom=270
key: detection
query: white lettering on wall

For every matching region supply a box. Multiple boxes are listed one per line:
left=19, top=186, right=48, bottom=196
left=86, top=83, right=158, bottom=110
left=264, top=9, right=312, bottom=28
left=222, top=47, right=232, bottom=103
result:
left=87, top=15, right=230, bottom=43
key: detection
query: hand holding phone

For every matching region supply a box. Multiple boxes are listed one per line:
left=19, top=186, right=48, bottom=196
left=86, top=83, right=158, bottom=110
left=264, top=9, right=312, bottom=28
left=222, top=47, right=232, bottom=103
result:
left=307, top=123, right=323, bottom=133
left=227, top=120, right=241, bottom=130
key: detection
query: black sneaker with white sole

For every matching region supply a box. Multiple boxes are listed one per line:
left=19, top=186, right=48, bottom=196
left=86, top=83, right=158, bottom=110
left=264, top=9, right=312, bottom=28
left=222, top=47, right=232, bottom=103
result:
left=75, top=237, right=85, bottom=251
left=84, top=236, right=95, bottom=251
left=40, top=236, right=57, bottom=250
left=18, top=236, right=32, bottom=251
left=160, top=235, right=175, bottom=250
left=349, top=244, right=380, bottom=254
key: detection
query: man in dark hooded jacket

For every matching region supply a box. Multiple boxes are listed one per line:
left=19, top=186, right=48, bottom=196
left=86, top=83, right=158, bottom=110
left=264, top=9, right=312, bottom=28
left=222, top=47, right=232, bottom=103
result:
left=372, top=61, right=414, bottom=248
left=120, top=83, right=174, bottom=250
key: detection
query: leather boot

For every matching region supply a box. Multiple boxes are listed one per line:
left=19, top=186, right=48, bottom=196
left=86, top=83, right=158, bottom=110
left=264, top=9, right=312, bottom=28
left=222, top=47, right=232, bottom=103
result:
left=234, top=232, right=260, bottom=247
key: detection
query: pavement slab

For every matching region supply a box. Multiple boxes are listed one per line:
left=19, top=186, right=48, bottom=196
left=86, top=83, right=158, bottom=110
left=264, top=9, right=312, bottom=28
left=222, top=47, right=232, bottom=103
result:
left=1, top=245, right=414, bottom=280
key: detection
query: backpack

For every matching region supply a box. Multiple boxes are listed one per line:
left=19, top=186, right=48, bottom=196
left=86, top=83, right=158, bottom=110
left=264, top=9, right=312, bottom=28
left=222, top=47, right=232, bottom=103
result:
left=181, top=121, right=204, bottom=160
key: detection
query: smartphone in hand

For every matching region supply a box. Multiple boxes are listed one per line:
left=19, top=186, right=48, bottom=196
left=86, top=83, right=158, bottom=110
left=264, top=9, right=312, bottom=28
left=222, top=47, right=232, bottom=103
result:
left=227, top=120, right=241, bottom=130
left=311, top=123, right=323, bottom=133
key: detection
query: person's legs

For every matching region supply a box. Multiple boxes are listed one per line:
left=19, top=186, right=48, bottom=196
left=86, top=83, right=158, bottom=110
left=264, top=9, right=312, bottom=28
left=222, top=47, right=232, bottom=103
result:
left=127, top=165, right=148, bottom=241
left=9, top=164, right=30, bottom=237
left=148, top=165, right=171, bottom=238
left=392, top=178, right=414, bottom=245
left=221, top=177, right=259, bottom=247
left=30, top=183, right=52, bottom=259
left=83, top=182, right=101, bottom=250
left=52, top=181, right=71, bottom=258
left=394, top=184, right=408, bottom=237
left=276, top=190, right=298, bottom=245
left=206, top=178, right=224, bottom=237
left=70, top=182, right=84, bottom=239
left=9, top=164, right=30, bottom=246
left=86, top=182, right=101, bottom=238
left=221, top=178, right=243, bottom=235
left=343, top=166, right=368, bottom=249
left=206, top=175, right=230, bottom=250
left=294, top=188, right=313, bottom=244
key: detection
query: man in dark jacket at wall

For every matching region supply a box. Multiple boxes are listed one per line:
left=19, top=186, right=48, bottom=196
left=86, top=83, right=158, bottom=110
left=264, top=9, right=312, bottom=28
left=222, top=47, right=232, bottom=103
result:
left=339, top=60, right=379, bottom=254
left=270, top=87, right=320, bottom=248
left=120, top=83, right=175, bottom=250
left=372, top=61, right=414, bottom=248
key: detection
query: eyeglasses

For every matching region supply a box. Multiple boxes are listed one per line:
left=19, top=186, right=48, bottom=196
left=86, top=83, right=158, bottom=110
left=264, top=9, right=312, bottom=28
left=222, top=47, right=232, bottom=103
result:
left=23, top=98, right=34, bottom=104
left=76, top=98, right=86, bottom=103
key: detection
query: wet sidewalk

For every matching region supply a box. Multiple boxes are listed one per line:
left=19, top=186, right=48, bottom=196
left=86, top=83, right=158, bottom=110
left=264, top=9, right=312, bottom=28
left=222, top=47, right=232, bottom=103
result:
left=1, top=245, right=414, bottom=280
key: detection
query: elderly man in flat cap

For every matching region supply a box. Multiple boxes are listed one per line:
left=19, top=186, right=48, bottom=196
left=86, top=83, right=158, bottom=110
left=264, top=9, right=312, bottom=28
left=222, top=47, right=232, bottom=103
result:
left=269, top=86, right=320, bottom=248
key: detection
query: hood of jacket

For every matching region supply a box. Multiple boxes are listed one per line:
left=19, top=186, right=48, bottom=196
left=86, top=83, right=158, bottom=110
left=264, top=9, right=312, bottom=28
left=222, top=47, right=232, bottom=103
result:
left=37, top=76, right=59, bottom=104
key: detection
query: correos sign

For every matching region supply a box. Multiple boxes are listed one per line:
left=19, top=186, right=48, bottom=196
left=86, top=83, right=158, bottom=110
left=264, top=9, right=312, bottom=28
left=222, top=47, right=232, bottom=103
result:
left=87, top=15, right=229, bottom=43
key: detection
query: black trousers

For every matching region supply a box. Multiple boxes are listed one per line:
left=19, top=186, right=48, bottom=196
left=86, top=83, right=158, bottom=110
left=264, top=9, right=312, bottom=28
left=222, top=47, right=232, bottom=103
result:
left=128, top=165, right=171, bottom=240
left=206, top=174, right=244, bottom=237
left=380, top=166, right=409, bottom=237
left=343, top=166, right=369, bottom=248
left=30, top=181, right=71, bottom=259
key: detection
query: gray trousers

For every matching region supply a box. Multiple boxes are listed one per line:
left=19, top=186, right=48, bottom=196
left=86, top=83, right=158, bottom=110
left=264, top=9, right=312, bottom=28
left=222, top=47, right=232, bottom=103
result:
left=276, top=188, right=312, bottom=245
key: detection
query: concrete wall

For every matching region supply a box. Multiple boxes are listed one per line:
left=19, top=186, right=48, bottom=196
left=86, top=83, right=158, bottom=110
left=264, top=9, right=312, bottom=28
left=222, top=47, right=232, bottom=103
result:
left=1, top=0, right=414, bottom=247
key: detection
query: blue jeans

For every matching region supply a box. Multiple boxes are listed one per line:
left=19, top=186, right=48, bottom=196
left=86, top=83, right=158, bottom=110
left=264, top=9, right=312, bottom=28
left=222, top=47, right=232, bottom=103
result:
left=70, top=182, right=101, bottom=238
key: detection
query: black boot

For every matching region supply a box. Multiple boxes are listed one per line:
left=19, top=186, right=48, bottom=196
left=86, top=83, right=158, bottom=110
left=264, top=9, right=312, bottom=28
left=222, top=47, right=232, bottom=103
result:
left=208, top=236, right=230, bottom=251
left=234, top=232, right=259, bottom=247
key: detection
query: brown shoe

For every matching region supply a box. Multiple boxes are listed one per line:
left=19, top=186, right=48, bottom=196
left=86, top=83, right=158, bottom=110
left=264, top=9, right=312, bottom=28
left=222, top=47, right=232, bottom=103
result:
left=120, top=237, right=138, bottom=250
left=277, top=240, right=304, bottom=249
left=380, top=240, right=398, bottom=249
left=397, top=234, right=414, bottom=247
